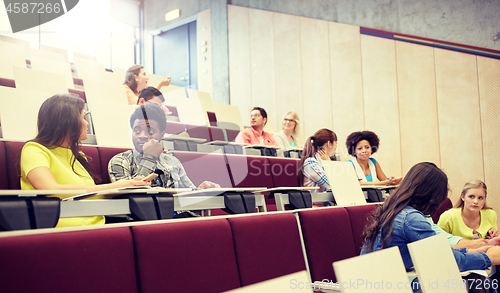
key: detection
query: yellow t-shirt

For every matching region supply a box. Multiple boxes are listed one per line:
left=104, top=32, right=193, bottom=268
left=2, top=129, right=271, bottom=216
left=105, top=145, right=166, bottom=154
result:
left=437, top=207, right=498, bottom=239
left=20, top=142, right=105, bottom=227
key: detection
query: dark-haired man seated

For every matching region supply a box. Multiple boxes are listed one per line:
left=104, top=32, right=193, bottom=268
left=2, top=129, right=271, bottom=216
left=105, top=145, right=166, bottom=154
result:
left=235, top=107, right=278, bottom=146
left=137, top=86, right=170, bottom=114
left=108, top=104, right=220, bottom=200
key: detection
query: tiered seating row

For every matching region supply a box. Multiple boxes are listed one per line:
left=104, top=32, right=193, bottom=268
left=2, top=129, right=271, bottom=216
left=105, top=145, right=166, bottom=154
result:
left=0, top=205, right=381, bottom=293
left=0, top=141, right=300, bottom=194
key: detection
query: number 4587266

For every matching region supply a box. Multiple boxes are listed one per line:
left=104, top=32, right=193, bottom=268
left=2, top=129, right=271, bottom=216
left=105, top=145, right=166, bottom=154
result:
left=6, top=3, right=61, bottom=14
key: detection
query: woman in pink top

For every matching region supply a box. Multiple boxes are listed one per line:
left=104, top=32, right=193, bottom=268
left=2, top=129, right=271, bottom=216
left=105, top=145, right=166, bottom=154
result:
left=123, top=65, right=172, bottom=105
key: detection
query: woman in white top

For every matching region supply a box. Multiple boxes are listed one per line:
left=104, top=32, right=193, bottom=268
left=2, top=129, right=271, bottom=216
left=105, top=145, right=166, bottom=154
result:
left=274, top=112, right=300, bottom=151
left=345, top=130, right=402, bottom=186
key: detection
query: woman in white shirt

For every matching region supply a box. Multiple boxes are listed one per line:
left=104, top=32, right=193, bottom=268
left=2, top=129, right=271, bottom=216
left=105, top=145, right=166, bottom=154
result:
left=274, top=112, right=300, bottom=151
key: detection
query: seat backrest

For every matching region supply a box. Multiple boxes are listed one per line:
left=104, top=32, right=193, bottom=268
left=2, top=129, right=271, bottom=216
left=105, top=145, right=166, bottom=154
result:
left=165, top=121, right=186, bottom=135
left=0, top=227, right=138, bottom=293
left=80, top=145, right=101, bottom=183
left=226, top=154, right=274, bottom=188
left=432, top=197, right=453, bottom=223
left=345, top=204, right=379, bottom=255
left=209, top=127, right=226, bottom=141
left=267, top=157, right=300, bottom=188
left=227, top=213, right=306, bottom=286
left=226, top=129, right=240, bottom=142
left=172, top=151, right=233, bottom=188
left=333, top=246, right=413, bottom=293
left=97, top=146, right=132, bottom=184
left=299, top=207, right=357, bottom=283
left=4, top=141, right=24, bottom=189
left=186, top=124, right=211, bottom=141
left=131, top=218, right=241, bottom=293
left=407, top=233, right=467, bottom=293
left=0, top=141, right=9, bottom=189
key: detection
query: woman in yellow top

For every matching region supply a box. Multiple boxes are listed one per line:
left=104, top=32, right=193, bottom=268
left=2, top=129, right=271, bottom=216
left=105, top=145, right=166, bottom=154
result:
left=20, top=94, right=150, bottom=227
left=438, top=180, right=498, bottom=239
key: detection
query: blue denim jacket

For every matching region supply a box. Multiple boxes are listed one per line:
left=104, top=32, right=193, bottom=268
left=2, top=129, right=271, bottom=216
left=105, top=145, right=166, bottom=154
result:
left=360, top=205, right=492, bottom=271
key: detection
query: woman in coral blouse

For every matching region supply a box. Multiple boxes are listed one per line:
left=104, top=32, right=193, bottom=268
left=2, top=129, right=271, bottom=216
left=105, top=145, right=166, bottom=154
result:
left=438, top=180, right=498, bottom=239
left=123, top=65, right=171, bottom=105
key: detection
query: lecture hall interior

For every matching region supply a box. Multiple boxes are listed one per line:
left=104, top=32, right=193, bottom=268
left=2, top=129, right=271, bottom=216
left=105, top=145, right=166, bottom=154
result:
left=1, top=0, right=500, bottom=292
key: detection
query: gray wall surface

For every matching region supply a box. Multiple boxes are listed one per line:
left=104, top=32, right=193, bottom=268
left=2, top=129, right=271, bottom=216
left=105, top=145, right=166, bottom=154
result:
left=144, top=0, right=500, bottom=103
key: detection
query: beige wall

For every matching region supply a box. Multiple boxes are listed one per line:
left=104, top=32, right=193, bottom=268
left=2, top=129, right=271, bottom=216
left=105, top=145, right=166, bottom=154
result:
left=227, top=5, right=500, bottom=222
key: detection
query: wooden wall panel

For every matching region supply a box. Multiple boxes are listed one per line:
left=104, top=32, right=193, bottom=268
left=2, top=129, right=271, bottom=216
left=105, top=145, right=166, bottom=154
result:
left=249, top=8, right=277, bottom=131
left=13, top=67, right=69, bottom=94
left=396, top=41, right=440, bottom=174
left=227, top=5, right=252, bottom=121
left=0, top=87, right=48, bottom=141
left=299, top=17, right=333, bottom=138
left=273, top=12, right=304, bottom=144
left=360, top=35, right=402, bottom=177
left=30, top=56, right=74, bottom=90
left=197, top=9, right=213, bottom=97
left=435, top=48, right=483, bottom=202
left=0, top=41, right=27, bottom=79
left=329, top=22, right=364, bottom=160
left=478, top=56, right=500, bottom=225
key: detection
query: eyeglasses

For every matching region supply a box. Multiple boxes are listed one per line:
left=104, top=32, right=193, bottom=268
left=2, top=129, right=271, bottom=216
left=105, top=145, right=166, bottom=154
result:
left=250, top=114, right=261, bottom=118
left=84, top=111, right=91, bottom=116
left=283, top=119, right=296, bottom=123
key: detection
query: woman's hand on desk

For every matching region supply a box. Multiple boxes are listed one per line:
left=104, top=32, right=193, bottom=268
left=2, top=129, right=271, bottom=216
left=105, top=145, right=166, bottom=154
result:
left=384, top=176, right=402, bottom=186
left=197, top=181, right=221, bottom=190
left=111, top=176, right=151, bottom=189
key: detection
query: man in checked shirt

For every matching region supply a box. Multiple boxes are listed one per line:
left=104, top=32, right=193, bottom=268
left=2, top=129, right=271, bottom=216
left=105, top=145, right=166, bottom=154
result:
left=108, top=104, right=220, bottom=200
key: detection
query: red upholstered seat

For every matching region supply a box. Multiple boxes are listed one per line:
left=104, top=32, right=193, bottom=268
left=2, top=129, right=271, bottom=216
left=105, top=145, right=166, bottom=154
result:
left=80, top=145, right=101, bottom=183
left=0, top=141, right=9, bottom=189
left=209, top=127, right=225, bottom=141
left=186, top=124, right=211, bottom=141
left=165, top=121, right=185, bottom=135
left=0, top=227, right=138, bottom=293
left=228, top=213, right=306, bottom=286
left=226, top=129, right=240, bottom=142
left=167, top=106, right=178, bottom=117
left=345, top=204, right=379, bottom=255
left=4, top=141, right=25, bottom=189
left=132, top=219, right=241, bottom=293
left=226, top=155, right=274, bottom=188
left=0, top=77, right=16, bottom=88
left=97, top=146, right=132, bottom=184
left=172, top=151, right=232, bottom=188
left=432, top=197, right=452, bottom=224
left=299, top=207, right=357, bottom=282
left=267, top=157, right=300, bottom=187
left=207, top=111, right=217, bottom=126
left=68, top=88, right=86, bottom=102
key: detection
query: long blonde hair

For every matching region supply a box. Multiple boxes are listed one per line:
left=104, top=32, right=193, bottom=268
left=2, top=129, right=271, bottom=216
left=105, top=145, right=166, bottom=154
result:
left=455, top=180, right=491, bottom=209
left=282, top=112, right=300, bottom=136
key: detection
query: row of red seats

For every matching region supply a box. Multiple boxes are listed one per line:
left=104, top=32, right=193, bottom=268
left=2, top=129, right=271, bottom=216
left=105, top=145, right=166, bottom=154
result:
left=0, top=140, right=298, bottom=210
left=0, top=204, right=382, bottom=292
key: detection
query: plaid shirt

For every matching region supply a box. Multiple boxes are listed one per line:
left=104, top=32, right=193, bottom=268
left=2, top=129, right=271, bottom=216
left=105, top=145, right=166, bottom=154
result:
left=303, top=154, right=331, bottom=192
left=108, top=150, right=196, bottom=190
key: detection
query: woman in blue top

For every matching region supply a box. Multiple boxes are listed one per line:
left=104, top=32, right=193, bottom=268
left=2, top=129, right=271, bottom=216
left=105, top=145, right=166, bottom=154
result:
left=345, top=130, right=401, bottom=186
left=361, top=162, right=500, bottom=272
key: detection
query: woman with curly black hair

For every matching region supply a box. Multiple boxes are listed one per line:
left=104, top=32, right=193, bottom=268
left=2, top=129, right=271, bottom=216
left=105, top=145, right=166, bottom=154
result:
left=345, top=130, right=401, bottom=186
